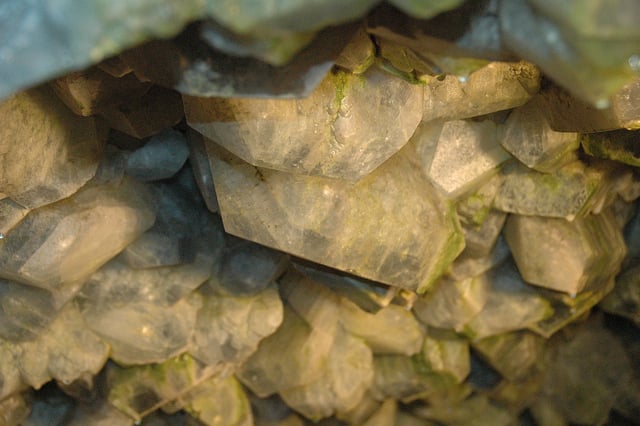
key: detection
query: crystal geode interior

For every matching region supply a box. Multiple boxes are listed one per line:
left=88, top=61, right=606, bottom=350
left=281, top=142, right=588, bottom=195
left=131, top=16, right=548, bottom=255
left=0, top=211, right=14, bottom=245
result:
left=0, top=1, right=639, bottom=425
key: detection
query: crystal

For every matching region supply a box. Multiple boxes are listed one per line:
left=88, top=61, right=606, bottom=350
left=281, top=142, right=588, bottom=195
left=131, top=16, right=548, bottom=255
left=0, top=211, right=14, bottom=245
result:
left=422, top=61, right=541, bottom=123
left=49, top=67, right=151, bottom=117
left=108, top=353, right=218, bottom=421
left=416, top=395, right=516, bottom=426
left=335, top=27, right=376, bottom=74
left=125, top=129, right=190, bottom=182
left=388, top=0, right=463, bottom=19
left=447, top=234, right=511, bottom=281
left=581, top=129, right=640, bottom=167
left=413, top=120, right=510, bottom=198
left=500, top=99, right=580, bottom=172
left=120, top=231, right=183, bottom=269
left=413, top=274, right=490, bottom=332
left=0, top=393, right=30, bottom=426
left=421, top=330, right=470, bottom=383
left=0, top=342, right=25, bottom=401
left=494, top=160, right=614, bottom=220
left=186, top=129, right=220, bottom=213
left=472, top=331, right=545, bottom=381
left=185, top=66, right=422, bottom=182
left=0, top=86, right=105, bottom=209
left=180, top=375, right=253, bottom=426
left=0, top=179, right=156, bottom=302
left=461, top=262, right=552, bottom=339
left=79, top=289, right=201, bottom=365
left=237, top=305, right=334, bottom=397
left=0, top=279, right=56, bottom=342
left=0, top=198, right=29, bottom=237
left=339, top=299, right=423, bottom=356
left=217, top=240, right=288, bottom=295
left=208, top=142, right=464, bottom=292
left=17, top=303, right=109, bottom=390
left=279, top=327, right=374, bottom=420
left=191, top=286, right=283, bottom=367
left=505, top=209, right=626, bottom=294
left=459, top=209, right=507, bottom=258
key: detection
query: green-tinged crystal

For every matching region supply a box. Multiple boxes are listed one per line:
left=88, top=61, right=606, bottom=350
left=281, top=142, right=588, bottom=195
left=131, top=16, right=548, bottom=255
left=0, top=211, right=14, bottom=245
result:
left=280, top=327, right=373, bottom=420
left=494, top=160, right=614, bottom=220
left=413, top=120, right=510, bottom=198
left=462, top=262, right=553, bottom=340
left=415, top=395, right=516, bottom=426
left=339, top=299, right=424, bottom=355
left=505, top=209, right=626, bottom=294
left=422, top=330, right=470, bottom=383
left=191, top=286, right=283, bottom=367
left=413, top=274, right=490, bottom=332
left=581, top=129, right=640, bottom=167
left=500, top=99, right=580, bottom=172
left=185, top=66, right=422, bottom=182
left=0, top=86, right=104, bottom=209
left=473, top=331, right=545, bottom=381
left=181, top=375, right=253, bottom=426
left=421, top=61, right=540, bottom=122
left=108, top=353, right=218, bottom=421
left=387, top=0, right=463, bottom=19
left=237, top=305, right=334, bottom=397
left=208, top=142, right=464, bottom=292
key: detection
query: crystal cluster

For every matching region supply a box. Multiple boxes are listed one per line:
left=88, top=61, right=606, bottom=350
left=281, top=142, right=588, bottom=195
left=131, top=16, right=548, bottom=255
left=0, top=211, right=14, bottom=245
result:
left=0, top=1, right=639, bottom=425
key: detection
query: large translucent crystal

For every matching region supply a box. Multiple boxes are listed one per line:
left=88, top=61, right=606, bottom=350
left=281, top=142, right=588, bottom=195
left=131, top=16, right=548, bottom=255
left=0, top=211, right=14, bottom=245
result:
left=0, top=279, right=56, bottom=342
left=280, top=327, right=374, bottom=420
left=185, top=67, right=422, bottom=181
left=0, top=179, right=156, bottom=302
left=505, top=210, right=626, bottom=294
left=180, top=375, right=253, bottom=426
left=0, top=86, right=104, bottom=209
left=413, top=120, right=510, bottom=198
left=500, top=100, right=580, bottom=172
left=191, top=286, right=283, bottom=367
left=208, top=143, right=464, bottom=292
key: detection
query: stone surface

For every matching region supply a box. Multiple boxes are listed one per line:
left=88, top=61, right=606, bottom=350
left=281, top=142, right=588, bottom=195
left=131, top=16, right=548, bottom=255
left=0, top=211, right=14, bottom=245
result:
left=0, top=179, right=156, bottom=302
left=123, top=24, right=352, bottom=98
left=500, top=100, right=580, bottom=172
left=185, top=66, right=422, bottom=181
left=413, top=120, right=510, bottom=198
left=0, top=86, right=104, bottom=209
left=505, top=210, right=626, bottom=294
left=500, top=0, right=640, bottom=106
left=208, top=142, right=464, bottom=292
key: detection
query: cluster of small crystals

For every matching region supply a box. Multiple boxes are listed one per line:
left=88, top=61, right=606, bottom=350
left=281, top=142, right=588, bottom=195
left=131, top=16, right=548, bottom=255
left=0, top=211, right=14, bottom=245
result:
left=0, top=1, right=640, bottom=425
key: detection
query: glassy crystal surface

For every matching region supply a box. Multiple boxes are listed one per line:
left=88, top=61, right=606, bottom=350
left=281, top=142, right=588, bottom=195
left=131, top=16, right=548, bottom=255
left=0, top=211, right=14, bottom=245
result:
left=0, top=279, right=56, bottom=342
left=125, top=129, right=190, bottom=182
left=185, top=66, right=422, bottom=182
left=421, top=331, right=470, bottom=384
left=191, top=286, right=283, bottom=367
left=500, top=100, right=580, bottom=172
left=0, top=86, right=104, bottom=209
left=494, top=160, right=614, bottom=220
left=0, top=179, right=156, bottom=301
left=208, top=143, right=464, bottom=292
left=413, top=120, right=510, bottom=198
left=180, top=375, right=253, bottom=426
left=505, top=210, right=626, bottom=294
left=339, top=299, right=423, bottom=355
left=280, top=327, right=374, bottom=420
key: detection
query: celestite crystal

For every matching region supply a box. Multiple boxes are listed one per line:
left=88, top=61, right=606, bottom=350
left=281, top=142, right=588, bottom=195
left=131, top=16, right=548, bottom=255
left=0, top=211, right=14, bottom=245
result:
left=0, top=179, right=155, bottom=302
left=0, top=86, right=104, bottom=209
left=505, top=209, right=626, bottom=294
left=413, top=119, right=510, bottom=198
left=207, top=142, right=464, bottom=292
left=185, top=66, right=422, bottom=181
